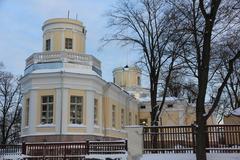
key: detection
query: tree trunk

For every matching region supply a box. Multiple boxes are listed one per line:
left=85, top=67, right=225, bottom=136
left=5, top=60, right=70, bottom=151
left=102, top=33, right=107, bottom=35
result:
left=195, top=118, right=207, bottom=160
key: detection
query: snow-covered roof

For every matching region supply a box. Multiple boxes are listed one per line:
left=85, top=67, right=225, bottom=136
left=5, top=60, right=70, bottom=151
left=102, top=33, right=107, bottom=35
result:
left=137, top=96, right=179, bottom=103
left=230, top=107, right=240, bottom=116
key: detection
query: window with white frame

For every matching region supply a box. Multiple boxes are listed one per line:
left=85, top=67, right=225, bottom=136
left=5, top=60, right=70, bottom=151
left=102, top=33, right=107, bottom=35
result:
left=129, top=112, right=132, bottom=125
left=70, top=96, right=83, bottom=124
left=25, top=98, right=30, bottom=126
left=46, top=39, right=51, bottom=51
left=112, top=105, right=116, bottom=128
left=41, top=96, right=53, bottom=124
left=65, top=38, right=73, bottom=49
left=94, top=98, right=98, bottom=125
left=121, top=109, right=125, bottom=128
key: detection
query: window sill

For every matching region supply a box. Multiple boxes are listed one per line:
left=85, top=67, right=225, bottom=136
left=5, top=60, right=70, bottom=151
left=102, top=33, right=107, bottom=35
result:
left=68, top=124, right=86, bottom=128
left=94, top=125, right=100, bottom=129
left=37, top=124, right=56, bottom=128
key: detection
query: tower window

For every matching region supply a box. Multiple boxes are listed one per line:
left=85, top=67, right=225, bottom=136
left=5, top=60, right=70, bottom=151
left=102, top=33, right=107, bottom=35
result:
left=137, top=76, right=141, bottom=86
left=94, top=99, right=98, bottom=125
left=129, top=112, right=132, bottom=125
left=25, top=98, right=30, bottom=126
left=70, top=96, right=83, bottom=124
left=65, top=38, right=73, bottom=49
left=46, top=39, right=51, bottom=51
left=121, top=109, right=125, bottom=128
left=167, top=104, right=173, bottom=108
left=41, top=96, right=53, bottom=124
left=112, top=105, right=116, bottom=128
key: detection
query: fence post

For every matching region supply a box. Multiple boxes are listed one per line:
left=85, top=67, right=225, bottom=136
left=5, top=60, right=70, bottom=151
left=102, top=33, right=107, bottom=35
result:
left=22, top=141, right=26, bottom=155
left=86, top=140, right=89, bottom=155
left=191, top=124, right=196, bottom=153
left=125, top=125, right=143, bottom=160
left=125, top=139, right=128, bottom=151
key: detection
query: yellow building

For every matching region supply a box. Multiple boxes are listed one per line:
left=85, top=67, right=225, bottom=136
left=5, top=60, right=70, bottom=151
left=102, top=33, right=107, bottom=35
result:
left=224, top=107, right=240, bottom=125
left=20, top=18, right=139, bottom=142
left=112, top=66, right=217, bottom=127
left=21, top=18, right=217, bottom=143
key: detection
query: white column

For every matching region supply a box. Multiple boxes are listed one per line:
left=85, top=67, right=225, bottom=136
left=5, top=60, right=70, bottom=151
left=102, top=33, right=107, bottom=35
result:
left=98, top=96, right=103, bottom=134
left=86, top=90, right=94, bottom=133
left=29, top=90, right=37, bottom=134
left=125, top=126, right=144, bottom=160
left=61, top=89, right=69, bottom=133
left=56, top=88, right=68, bottom=134
left=21, top=96, right=26, bottom=135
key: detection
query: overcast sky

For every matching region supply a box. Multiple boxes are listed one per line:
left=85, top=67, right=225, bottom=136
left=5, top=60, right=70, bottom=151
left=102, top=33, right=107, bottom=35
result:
left=0, top=0, right=140, bottom=82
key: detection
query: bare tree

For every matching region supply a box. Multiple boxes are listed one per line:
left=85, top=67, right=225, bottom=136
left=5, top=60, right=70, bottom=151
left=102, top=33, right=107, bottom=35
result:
left=170, top=0, right=240, bottom=159
left=104, top=0, right=185, bottom=126
left=0, top=67, right=22, bottom=144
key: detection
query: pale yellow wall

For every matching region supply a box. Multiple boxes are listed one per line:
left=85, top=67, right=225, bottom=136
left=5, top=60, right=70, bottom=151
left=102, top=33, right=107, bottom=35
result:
left=224, top=116, right=240, bottom=125
left=43, top=30, right=85, bottom=53
left=139, top=112, right=151, bottom=126
left=102, top=95, right=138, bottom=138
left=67, top=127, right=86, bottom=133
left=36, top=127, right=56, bottom=132
left=113, top=67, right=141, bottom=88
left=42, top=18, right=86, bottom=53
left=35, top=89, right=56, bottom=132
left=36, top=89, right=56, bottom=126
left=161, top=111, right=179, bottom=126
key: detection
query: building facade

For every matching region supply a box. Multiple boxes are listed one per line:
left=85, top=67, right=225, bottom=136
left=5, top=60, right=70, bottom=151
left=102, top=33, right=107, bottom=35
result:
left=21, top=18, right=217, bottom=142
left=20, top=18, right=139, bottom=142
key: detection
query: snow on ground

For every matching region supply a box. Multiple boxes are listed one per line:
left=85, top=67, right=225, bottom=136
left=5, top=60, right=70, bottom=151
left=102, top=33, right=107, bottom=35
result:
left=85, top=154, right=127, bottom=160
left=141, top=153, right=240, bottom=160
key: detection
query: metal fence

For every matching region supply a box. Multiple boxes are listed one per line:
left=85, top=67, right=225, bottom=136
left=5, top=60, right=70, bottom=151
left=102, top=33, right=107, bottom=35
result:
left=0, top=140, right=127, bottom=159
left=143, top=125, right=240, bottom=153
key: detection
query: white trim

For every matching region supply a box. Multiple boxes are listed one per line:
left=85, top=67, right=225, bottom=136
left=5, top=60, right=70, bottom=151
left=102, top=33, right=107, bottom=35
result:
left=68, top=124, right=86, bottom=128
left=21, top=132, right=104, bottom=137
left=94, top=125, right=100, bottom=129
left=37, top=124, right=56, bottom=128
left=86, top=90, right=94, bottom=133
left=106, top=128, right=127, bottom=133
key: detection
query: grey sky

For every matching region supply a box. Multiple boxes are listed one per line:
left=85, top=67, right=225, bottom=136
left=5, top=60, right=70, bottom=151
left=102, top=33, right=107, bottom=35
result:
left=0, top=0, right=139, bottom=82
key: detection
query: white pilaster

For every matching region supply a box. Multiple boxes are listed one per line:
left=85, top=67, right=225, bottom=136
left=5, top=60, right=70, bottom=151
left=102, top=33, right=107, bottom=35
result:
left=21, top=97, right=26, bottom=135
left=86, top=90, right=94, bottom=133
left=29, top=90, right=37, bottom=134
left=98, top=96, right=103, bottom=134
left=61, top=88, right=69, bottom=133
left=56, top=88, right=69, bottom=134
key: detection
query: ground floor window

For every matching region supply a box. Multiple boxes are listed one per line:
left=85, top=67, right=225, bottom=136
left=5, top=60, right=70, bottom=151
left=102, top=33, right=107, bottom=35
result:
left=41, top=96, right=53, bottom=124
left=70, top=96, right=83, bottom=124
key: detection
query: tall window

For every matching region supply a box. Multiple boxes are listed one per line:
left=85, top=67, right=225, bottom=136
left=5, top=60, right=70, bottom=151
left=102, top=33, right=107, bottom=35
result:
left=112, top=105, right=116, bottom=128
left=129, top=112, right=132, bottom=125
left=41, top=96, right=53, bottom=124
left=65, top=38, right=73, bottom=49
left=46, top=39, right=51, bottom=51
left=121, top=109, right=124, bottom=128
left=70, top=96, right=83, bottom=124
left=25, top=98, right=30, bottom=126
left=137, top=76, right=141, bottom=86
left=94, top=99, right=98, bottom=125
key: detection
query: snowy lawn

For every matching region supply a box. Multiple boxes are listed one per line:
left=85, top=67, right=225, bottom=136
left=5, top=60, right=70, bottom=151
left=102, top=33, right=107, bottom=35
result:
left=141, top=153, right=240, bottom=160
left=85, top=154, right=127, bottom=160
